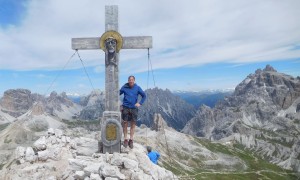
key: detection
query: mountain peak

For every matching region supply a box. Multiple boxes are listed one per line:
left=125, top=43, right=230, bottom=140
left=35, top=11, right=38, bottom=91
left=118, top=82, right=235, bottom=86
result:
left=263, top=64, right=277, bottom=72
left=0, top=88, right=33, bottom=117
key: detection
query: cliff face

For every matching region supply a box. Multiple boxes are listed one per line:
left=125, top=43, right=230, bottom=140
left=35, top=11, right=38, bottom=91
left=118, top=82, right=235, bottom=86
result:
left=77, top=90, right=105, bottom=120
left=0, top=89, right=33, bottom=117
left=138, top=88, right=196, bottom=131
left=182, top=65, right=300, bottom=172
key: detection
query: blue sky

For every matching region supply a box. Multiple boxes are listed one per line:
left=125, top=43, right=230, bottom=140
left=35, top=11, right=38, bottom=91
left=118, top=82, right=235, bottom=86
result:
left=0, top=0, right=300, bottom=96
left=0, top=0, right=27, bottom=28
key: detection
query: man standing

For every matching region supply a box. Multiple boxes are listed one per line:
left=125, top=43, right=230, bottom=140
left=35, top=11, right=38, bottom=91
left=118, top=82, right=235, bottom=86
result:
left=147, top=146, right=160, bottom=165
left=120, top=75, right=146, bottom=149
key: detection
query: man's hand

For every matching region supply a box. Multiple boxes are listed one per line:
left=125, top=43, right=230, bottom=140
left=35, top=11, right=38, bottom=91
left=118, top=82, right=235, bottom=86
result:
left=135, top=103, right=141, bottom=108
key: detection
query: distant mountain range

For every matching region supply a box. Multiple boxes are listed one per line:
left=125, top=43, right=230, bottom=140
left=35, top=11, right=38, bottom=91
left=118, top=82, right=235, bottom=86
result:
left=173, top=90, right=233, bottom=108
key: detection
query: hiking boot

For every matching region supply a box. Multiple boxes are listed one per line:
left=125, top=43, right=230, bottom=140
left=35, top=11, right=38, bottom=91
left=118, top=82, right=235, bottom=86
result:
left=124, top=139, right=128, bottom=148
left=129, top=139, right=133, bottom=149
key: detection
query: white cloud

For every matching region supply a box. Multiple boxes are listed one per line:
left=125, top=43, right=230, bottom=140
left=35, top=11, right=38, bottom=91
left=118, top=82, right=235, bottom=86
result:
left=0, top=0, right=300, bottom=73
left=77, top=83, right=87, bottom=88
left=94, top=65, right=104, bottom=73
left=34, top=73, right=48, bottom=78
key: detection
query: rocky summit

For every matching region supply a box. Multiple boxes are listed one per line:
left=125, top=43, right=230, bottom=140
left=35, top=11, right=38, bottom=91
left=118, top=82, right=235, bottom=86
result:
left=0, top=128, right=177, bottom=180
left=182, top=65, right=300, bottom=172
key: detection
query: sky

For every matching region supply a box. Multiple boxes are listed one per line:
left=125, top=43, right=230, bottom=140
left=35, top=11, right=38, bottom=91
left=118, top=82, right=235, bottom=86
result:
left=0, top=0, right=300, bottom=96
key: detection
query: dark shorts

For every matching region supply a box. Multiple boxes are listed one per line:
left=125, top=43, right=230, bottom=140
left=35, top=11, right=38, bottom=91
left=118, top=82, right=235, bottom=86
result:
left=122, top=106, right=138, bottom=122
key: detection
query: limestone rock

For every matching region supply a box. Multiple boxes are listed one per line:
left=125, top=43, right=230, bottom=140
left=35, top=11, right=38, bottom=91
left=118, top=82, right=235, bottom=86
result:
left=69, top=158, right=90, bottom=171
left=104, top=177, right=118, bottom=180
left=25, top=147, right=37, bottom=163
left=48, top=128, right=55, bottom=135
left=90, top=173, right=101, bottom=180
left=38, top=150, right=49, bottom=161
left=74, top=171, right=85, bottom=180
left=99, top=162, right=125, bottom=179
left=55, top=129, right=63, bottom=138
left=47, top=176, right=57, bottom=180
left=34, top=136, right=47, bottom=151
left=110, top=152, right=123, bottom=166
left=123, top=157, right=138, bottom=170
left=131, top=170, right=152, bottom=180
left=15, top=146, right=26, bottom=160
left=76, top=137, right=98, bottom=156
left=83, top=163, right=102, bottom=176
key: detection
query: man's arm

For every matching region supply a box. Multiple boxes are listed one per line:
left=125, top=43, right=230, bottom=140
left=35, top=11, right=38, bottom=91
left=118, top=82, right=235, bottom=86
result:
left=119, top=86, right=124, bottom=95
left=156, top=151, right=160, bottom=159
left=138, top=87, right=146, bottom=105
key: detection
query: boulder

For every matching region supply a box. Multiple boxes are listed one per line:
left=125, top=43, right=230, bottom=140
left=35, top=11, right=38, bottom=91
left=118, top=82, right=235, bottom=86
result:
left=99, top=162, right=125, bottom=179
left=83, top=163, right=102, bottom=176
left=55, top=129, right=63, bottom=138
left=131, top=170, right=152, bottom=180
left=123, top=157, right=138, bottom=170
left=34, top=136, right=47, bottom=151
left=38, top=150, right=49, bottom=161
left=90, top=173, right=101, bottom=180
left=15, top=146, right=26, bottom=160
left=74, top=171, right=85, bottom=180
left=110, top=152, right=123, bottom=166
left=25, top=147, right=37, bottom=163
left=104, top=177, right=118, bottom=180
left=76, top=137, right=98, bottom=156
left=48, top=128, right=55, bottom=135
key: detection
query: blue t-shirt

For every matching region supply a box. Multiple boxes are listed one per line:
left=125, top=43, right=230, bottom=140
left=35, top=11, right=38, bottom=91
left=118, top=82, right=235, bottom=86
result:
left=148, top=151, right=160, bottom=164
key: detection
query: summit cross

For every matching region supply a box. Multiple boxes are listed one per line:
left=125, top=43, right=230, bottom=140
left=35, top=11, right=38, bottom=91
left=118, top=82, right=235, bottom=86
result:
left=71, top=5, right=152, bottom=153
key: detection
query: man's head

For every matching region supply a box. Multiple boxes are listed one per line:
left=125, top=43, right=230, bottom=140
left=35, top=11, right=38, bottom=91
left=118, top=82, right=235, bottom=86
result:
left=128, top=75, right=135, bottom=88
left=146, top=146, right=152, bottom=153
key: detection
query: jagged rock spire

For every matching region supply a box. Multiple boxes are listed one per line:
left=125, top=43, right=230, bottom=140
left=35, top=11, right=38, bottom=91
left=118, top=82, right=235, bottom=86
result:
left=263, top=64, right=277, bottom=72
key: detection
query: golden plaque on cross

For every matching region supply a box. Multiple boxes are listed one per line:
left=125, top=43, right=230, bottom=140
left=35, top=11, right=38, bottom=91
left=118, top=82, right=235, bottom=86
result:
left=106, top=124, right=117, bottom=141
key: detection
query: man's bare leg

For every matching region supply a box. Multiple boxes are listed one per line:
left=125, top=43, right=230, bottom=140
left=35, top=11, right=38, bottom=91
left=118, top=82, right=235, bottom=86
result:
left=123, top=121, right=128, bottom=140
left=130, top=121, right=136, bottom=140
left=128, top=121, right=136, bottom=149
left=123, top=121, right=129, bottom=148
